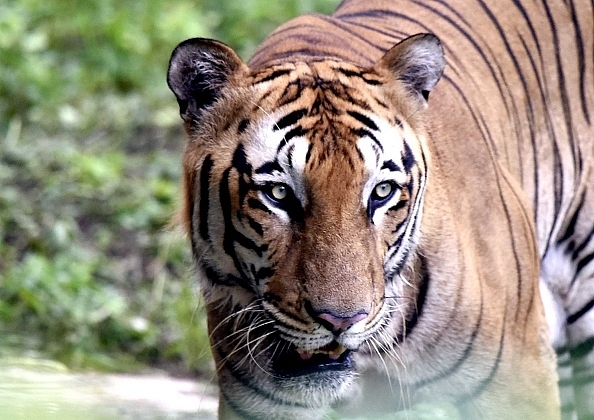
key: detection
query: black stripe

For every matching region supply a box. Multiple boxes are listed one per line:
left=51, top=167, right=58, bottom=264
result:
left=305, top=143, right=313, bottom=164
left=219, top=163, right=264, bottom=280
left=420, top=1, right=523, bottom=154
left=255, top=160, right=283, bottom=175
left=246, top=216, right=264, bottom=236
left=398, top=256, right=429, bottom=341
left=189, top=179, right=199, bottom=258
left=248, top=197, right=272, bottom=214
left=427, top=0, right=473, bottom=27
left=253, top=68, right=292, bottom=84
left=476, top=0, right=538, bottom=184
left=498, top=169, right=530, bottom=323
left=317, top=14, right=386, bottom=51
left=254, top=266, right=275, bottom=282
left=199, top=156, right=213, bottom=241
left=519, top=35, right=543, bottom=217
left=510, top=0, right=544, bottom=67
left=237, top=119, right=250, bottom=134
left=541, top=1, right=578, bottom=163
left=557, top=191, right=586, bottom=245
left=552, top=133, right=564, bottom=224
left=390, top=217, right=409, bottom=235
left=576, top=251, right=594, bottom=277
left=220, top=168, right=243, bottom=275
left=274, top=108, right=308, bottom=131
left=352, top=127, right=383, bottom=152
left=347, top=110, right=379, bottom=131
left=387, top=200, right=407, bottom=214
left=283, top=126, right=308, bottom=144
left=572, top=224, right=594, bottom=260
left=568, top=298, right=594, bottom=325
left=286, top=144, right=296, bottom=168
left=276, top=78, right=306, bottom=108
left=382, top=160, right=402, bottom=172
left=203, top=264, right=244, bottom=288
left=341, top=88, right=372, bottom=112
left=235, top=232, right=267, bottom=258
left=232, top=144, right=252, bottom=178
left=338, top=18, right=404, bottom=46
left=361, top=74, right=382, bottom=86
left=568, top=0, right=590, bottom=124
left=335, top=67, right=361, bottom=78
left=402, top=142, right=415, bottom=172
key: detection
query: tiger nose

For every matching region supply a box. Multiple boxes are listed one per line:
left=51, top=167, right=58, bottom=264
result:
left=316, top=311, right=368, bottom=334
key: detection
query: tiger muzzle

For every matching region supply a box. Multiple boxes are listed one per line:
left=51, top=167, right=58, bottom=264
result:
left=274, top=340, right=354, bottom=377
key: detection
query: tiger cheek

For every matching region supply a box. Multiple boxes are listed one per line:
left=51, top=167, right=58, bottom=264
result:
left=264, top=246, right=306, bottom=315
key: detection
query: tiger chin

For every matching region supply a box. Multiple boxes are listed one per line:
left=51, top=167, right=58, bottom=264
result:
left=164, top=1, right=593, bottom=419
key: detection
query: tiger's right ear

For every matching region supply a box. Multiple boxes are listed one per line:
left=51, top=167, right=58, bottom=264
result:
left=167, top=38, right=246, bottom=123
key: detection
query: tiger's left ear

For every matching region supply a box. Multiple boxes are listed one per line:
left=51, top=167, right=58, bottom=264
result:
left=376, top=33, right=445, bottom=102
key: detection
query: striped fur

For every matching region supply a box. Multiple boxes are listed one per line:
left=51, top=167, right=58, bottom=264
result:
left=167, top=1, right=593, bottom=419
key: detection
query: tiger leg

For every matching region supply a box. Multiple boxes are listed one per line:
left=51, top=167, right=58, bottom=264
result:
left=565, top=275, right=594, bottom=419
left=542, top=250, right=594, bottom=419
left=549, top=174, right=594, bottom=419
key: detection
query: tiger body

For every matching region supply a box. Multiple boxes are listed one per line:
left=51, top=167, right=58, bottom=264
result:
left=167, top=0, right=593, bottom=419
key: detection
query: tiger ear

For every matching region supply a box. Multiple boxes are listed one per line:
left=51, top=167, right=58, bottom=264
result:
left=376, top=33, right=445, bottom=102
left=167, top=38, right=246, bottom=122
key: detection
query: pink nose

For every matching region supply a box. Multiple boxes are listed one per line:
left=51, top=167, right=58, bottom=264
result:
left=317, top=312, right=368, bottom=334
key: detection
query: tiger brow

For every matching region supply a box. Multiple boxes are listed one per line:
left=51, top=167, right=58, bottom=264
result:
left=274, top=108, right=308, bottom=131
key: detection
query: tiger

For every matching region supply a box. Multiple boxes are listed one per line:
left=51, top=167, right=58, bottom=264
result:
left=166, top=0, right=594, bottom=418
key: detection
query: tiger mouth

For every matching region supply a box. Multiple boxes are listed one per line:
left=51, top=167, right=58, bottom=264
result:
left=297, top=341, right=348, bottom=360
left=274, top=340, right=353, bottom=377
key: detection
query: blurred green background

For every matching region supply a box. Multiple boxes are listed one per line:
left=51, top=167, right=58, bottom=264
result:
left=0, top=0, right=338, bottom=376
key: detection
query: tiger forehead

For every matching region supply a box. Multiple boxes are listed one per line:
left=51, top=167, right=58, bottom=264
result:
left=248, top=60, right=387, bottom=111
left=246, top=61, right=395, bottom=141
left=249, top=60, right=383, bottom=86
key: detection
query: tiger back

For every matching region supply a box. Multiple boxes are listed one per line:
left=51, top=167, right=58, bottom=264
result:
left=167, top=0, right=593, bottom=418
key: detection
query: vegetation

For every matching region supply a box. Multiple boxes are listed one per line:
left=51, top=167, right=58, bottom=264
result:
left=0, top=0, right=338, bottom=374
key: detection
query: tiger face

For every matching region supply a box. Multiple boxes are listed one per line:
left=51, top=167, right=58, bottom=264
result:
left=168, top=35, right=444, bottom=416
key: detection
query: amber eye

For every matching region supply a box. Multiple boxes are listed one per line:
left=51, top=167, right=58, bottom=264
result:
left=371, top=181, right=394, bottom=201
left=265, top=183, right=289, bottom=202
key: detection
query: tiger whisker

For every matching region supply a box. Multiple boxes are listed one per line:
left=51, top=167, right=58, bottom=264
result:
left=208, top=300, right=265, bottom=339
left=367, top=338, right=394, bottom=394
left=213, top=318, right=276, bottom=352
left=216, top=328, right=277, bottom=374
left=370, top=333, right=411, bottom=412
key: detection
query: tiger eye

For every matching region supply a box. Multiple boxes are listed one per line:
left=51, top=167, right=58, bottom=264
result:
left=270, top=184, right=288, bottom=201
left=373, top=181, right=393, bottom=199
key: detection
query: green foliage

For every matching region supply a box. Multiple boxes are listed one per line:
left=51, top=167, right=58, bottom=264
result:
left=0, top=0, right=339, bottom=374
left=0, top=0, right=337, bottom=133
left=0, top=122, right=207, bottom=372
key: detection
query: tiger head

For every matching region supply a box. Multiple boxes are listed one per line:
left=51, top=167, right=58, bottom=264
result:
left=167, top=34, right=445, bottom=416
